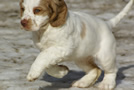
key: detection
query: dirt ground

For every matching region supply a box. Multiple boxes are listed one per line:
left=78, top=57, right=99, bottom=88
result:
left=0, top=0, right=134, bottom=90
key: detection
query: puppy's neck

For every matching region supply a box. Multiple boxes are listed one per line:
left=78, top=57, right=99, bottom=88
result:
left=34, top=23, right=49, bottom=41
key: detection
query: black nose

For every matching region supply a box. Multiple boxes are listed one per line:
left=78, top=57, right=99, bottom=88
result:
left=21, top=19, right=28, bottom=27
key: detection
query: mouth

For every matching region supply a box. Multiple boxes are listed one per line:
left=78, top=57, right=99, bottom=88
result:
left=21, top=25, right=32, bottom=31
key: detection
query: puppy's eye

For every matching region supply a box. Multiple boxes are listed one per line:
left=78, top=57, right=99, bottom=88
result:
left=34, top=8, right=42, bottom=14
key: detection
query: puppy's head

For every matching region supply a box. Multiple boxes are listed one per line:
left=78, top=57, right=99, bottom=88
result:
left=20, top=0, right=68, bottom=31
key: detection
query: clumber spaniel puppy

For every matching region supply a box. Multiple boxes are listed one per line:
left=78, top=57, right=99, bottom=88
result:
left=20, top=0, right=133, bottom=89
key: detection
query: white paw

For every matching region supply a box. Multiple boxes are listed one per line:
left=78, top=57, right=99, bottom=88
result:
left=27, top=70, right=41, bottom=82
left=46, top=65, right=69, bottom=78
left=72, top=80, right=90, bottom=88
left=98, top=80, right=115, bottom=90
left=54, top=65, right=69, bottom=78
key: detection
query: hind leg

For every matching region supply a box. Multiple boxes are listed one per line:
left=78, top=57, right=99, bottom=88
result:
left=97, top=45, right=118, bottom=90
left=72, top=57, right=101, bottom=88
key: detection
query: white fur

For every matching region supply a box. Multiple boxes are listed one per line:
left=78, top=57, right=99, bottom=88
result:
left=21, top=0, right=133, bottom=90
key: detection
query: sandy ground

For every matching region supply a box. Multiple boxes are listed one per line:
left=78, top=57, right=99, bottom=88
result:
left=0, top=0, right=134, bottom=90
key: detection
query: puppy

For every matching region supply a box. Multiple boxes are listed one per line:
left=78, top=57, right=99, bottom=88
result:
left=20, top=0, right=133, bottom=89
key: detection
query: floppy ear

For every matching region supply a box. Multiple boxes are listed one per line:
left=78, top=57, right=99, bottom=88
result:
left=48, top=0, right=68, bottom=27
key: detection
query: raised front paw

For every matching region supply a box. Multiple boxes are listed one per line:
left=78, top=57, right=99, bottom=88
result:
left=27, top=70, right=41, bottom=82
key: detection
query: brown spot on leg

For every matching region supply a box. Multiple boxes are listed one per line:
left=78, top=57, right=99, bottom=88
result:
left=74, top=56, right=102, bottom=87
left=86, top=56, right=102, bottom=85
left=90, top=68, right=102, bottom=85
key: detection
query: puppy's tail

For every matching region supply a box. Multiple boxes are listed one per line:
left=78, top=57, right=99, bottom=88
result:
left=108, top=0, right=133, bottom=28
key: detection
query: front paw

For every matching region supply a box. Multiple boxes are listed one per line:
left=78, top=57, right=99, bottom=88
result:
left=46, top=65, right=69, bottom=78
left=27, top=70, right=41, bottom=82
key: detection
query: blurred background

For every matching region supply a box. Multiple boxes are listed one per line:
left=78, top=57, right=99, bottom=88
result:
left=0, top=0, right=134, bottom=90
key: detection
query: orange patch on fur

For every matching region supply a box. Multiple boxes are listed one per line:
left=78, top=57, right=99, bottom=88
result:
left=20, top=0, right=24, bottom=3
left=20, top=0, right=24, bottom=17
left=27, top=19, right=33, bottom=30
left=81, top=22, right=86, bottom=39
left=25, top=19, right=33, bottom=30
left=35, top=0, right=50, bottom=16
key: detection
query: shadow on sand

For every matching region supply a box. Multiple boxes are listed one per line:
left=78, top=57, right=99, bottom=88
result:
left=116, top=64, right=134, bottom=85
left=39, top=70, right=85, bottom=90
left=39, top=65, right=134, bottom=90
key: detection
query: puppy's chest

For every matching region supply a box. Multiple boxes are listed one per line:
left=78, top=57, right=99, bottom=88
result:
left=32, top=31, right=64, bottom=50
left=32, top=32, right=52, bottom=50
